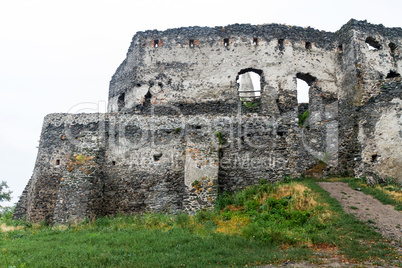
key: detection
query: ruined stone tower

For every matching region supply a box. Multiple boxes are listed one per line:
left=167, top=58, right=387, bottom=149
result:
left=14, top=19, right=402, bottom=223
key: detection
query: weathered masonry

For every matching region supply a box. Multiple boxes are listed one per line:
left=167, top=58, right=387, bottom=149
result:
left=14, top=19, right=401, bottom=223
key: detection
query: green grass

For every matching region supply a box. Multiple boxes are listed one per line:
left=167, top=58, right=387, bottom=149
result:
left=2, top=227, right=303, bottom=267
left=0, top=178, right=400, bottom=267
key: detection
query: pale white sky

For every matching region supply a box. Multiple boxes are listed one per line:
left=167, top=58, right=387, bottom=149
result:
left=0, top=0, right=401, bottom=206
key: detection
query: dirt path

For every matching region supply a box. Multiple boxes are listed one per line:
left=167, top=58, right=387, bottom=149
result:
left=318, top=182, right=402, bottom=244
left=263, top=182, right=402, bottom=267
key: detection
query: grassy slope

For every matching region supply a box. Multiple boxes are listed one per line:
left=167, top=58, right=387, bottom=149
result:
left=0, top=179, right=400, bottom=267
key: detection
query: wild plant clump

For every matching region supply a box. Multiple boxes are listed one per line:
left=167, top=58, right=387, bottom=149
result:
left=214, top=180, right=335, bottom=245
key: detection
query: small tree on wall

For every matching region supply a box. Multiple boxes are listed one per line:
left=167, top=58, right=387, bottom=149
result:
left=0, top=181, right=12, bottom=204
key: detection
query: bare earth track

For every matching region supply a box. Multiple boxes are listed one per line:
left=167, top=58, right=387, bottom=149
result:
left=318, top=182, right=402, bottom=243
left=264, top=182, right=402, bottom=267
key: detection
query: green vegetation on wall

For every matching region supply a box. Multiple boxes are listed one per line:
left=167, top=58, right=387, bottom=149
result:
left=298, top=110, right=309, bottom=127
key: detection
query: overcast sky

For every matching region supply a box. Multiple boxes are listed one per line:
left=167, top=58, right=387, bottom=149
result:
left=0, top=0, right=401, bottom=206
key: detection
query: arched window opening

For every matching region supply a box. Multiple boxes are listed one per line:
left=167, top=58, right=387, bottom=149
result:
left=296, top=72, right=316, bottom=86
left=252, top=38, right=258, bottom=45
left=236, top=68, right=262, bottom=113
left=236, top=68, right=262, bottom=101
left=143, top=90, right=152, bottom=107
left=296, top=78, right=309, bottom=104
left=189, top=39, right=194, bottom=48
left=305, top=41, right=312, bottom=49
left=386, top=70, right=401, bottom=79
left=365, top=37, right=381, bottom=50
left=223, top=38, right=229, bottom=47
left=154, top=40, right=159, bottom=48
left=296, top=73, right=316, bottom=125
left=117, top=93, right=125, bottom=111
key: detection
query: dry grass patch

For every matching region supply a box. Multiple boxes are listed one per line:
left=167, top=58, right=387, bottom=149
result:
left=215, top=215, right=249, bottom=235
left=0, top=224, right=23, bottom=232
left=226, top=205, right=244, bottom=212
left=312, top=243, right=338, bottom=251
left=51, top=224, right=68, bottom=231
left=273, top=183, right=318, bottom=210
left=379, top=186, right=402, bottom=202
left=317, top=210, right=337, bottom=224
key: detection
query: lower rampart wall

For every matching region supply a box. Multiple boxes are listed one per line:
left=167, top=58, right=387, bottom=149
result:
left=14, top=110, right=338, bottom=223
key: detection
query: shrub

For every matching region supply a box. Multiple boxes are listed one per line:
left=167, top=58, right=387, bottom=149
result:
left=298, top=110, right=309, bottom=127
left=214, top=131, right=226, bottom=145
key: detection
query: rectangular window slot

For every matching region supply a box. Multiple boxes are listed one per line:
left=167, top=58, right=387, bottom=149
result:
left=56, top=159, right=60, bottom=165
left=278, top=39, right=284, bottom=51
left=224, top=38, right=229, bottom=47
left=153, top=153, right=162, bottom=161
left=305, top=42, right=312, bottom=49
left=189, top=40, right=194, bottom=48
left=154, top=40, right=159, bottom=47
left=252, top=38, right=258, bottom=45
left=389, top=42, right=397, bottom=53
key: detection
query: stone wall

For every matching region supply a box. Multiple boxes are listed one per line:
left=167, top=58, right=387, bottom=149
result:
left=14, top=19, right=402, bottom=223
left=355, top=78, right=402, bottom=183
left=335, top=19, right=402, bottom=175
left=14, top=110, right=332, bottom=223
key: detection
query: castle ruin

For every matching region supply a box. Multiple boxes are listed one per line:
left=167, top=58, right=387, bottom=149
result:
left=14, top=19, right=402, bottom=223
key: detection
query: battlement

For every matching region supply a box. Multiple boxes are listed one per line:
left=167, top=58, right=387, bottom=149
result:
left=108, top=20, right=401, bottom=118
